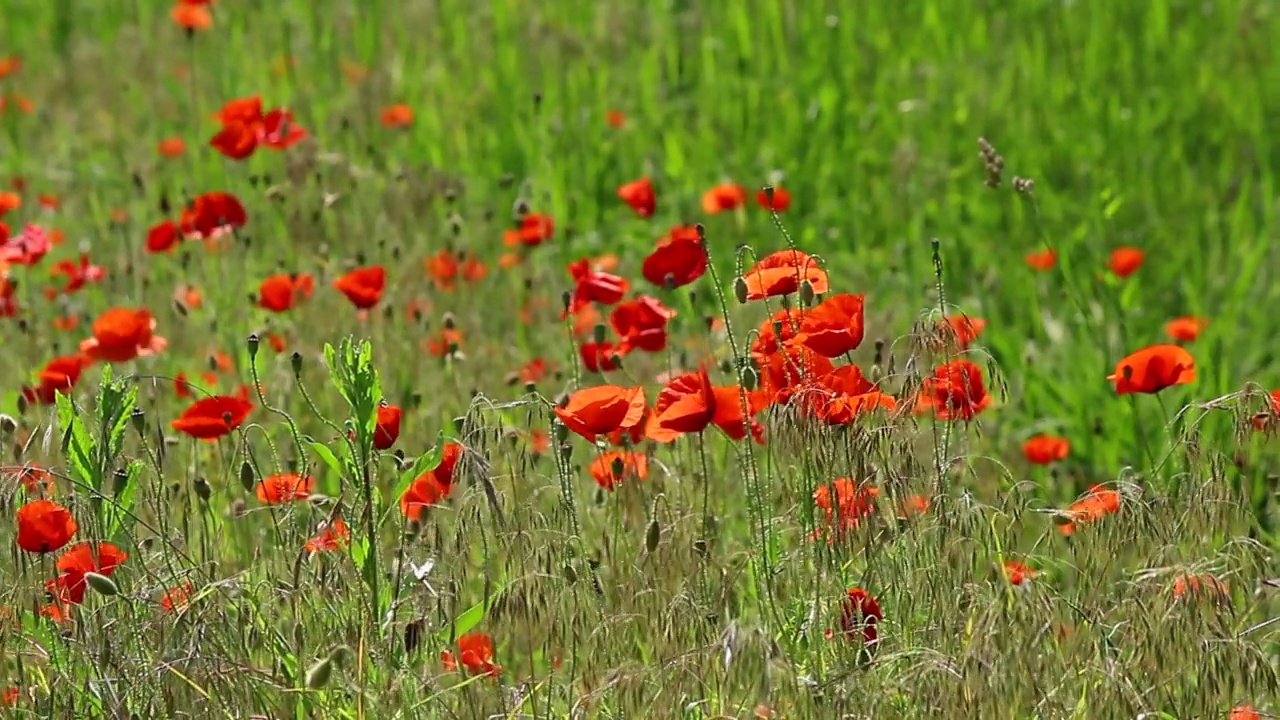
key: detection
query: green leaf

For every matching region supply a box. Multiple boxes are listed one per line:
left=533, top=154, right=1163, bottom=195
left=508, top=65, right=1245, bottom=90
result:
left=309, top=441, right=346, bottom=478
left=56, top=392, right=98, bottom=491
left=432, top=576, right=507, bottom=642
left=392, top=430, right=446, bottom=500
left=105, top=460, right=143, bottom=538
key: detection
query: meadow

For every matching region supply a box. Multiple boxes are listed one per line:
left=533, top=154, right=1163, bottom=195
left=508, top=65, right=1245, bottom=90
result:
left=2, top=0, right=1280, bottom=717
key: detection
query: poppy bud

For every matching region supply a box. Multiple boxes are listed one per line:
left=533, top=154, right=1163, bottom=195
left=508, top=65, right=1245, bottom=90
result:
left=558, top=442, right=573, bottom=464
left=292, top=620, right=305, bottom=652
left=239, top=461, right=256, bottom=493
left=113, top=468, right=130, bottom=495
left=762, top=185, right=775, bottom=203
left=799, top=280, right=815, bottom=307
left=127, top=408, right=144, bottom=437
left=452, top=416, right=466, bottom=433
left=513, top=198, right=530, bottom=217
left=645, top=518, right=661, bottom=553
left=404, top=518, right=421, bottom=539
left=247, top=333, right=260, bottom=359
left=523, top=380, right=537, bottom=394
left=442, top=313, right=456, bottom=331
left=552, top=421, right=569, bottom=444
left=0, top=414, right=16, bottom=437
left=741, top=365, right=759, bottom=391
left=290, top=352, right=303, bottom=376
left=592, top=323, right=607, bottom=344
left=562, top=563, right=578, bottom=584
left=304, top=656, right=333, bottom=689
left=560, top=290, right=573, bottom=314
left=733, top=277, right=749, bottom=304
left=85, top=572, right=119, bottom=597
left=16, top=394, right=29, bottom=416
left=193, top=476, right=212, bottom=502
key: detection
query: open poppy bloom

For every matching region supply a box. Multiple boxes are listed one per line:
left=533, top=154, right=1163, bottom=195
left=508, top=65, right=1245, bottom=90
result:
left=257, top=273, right=314, bottom=312
left=0, top=224, right=51, bottom=265
left=159, top=581, right=194, bottom=613
left=915, top=359, right=992, bottom=420
left=838, top=587, right=882, bottom=647
left=641, top=225, right=706, bottom=288
left=1107, top=344, right=1195, bottom=394
left=52, top=254, right=106, bottom=293
left=940, top=314, right=986, bottom=350
left=617, top=177, right=656, bottom=217
left=158, top=136, right=186, bottom=158
left=739, top=249, right=829, bottom=301
left=209, top=96, right=307, bottom=160
left=373, top=403, right=403, bottom=450
left=554, top=385, right=646, bottom=442
left=756, top=186, right=790, bottom=212
left=80, top=307, right=167, bottom=363
left=1025, top=248, right=1057, bottom=271
left=565, top=258, right=629, bottom=316
left=503, top=213, right=555, bottom=247
left=1171, top=573, right=1227, bottom=602
left=1003, top=560, right=1036, bottom=585
left=757, top=345, right=835, bottom=407
left=588, top=450, right=648, bottom=490
left=400, top=442, right=464, bottom=520
left=801, top=365, right=897, bottom=425
left=179, top=191, right=247, bottom=240
left=146, top=220, right=181, bottom=253
left=1164, top=316, right=1207, bottom=343
left=441, top=631, right=501, bottom=677
left=305, top=516, right=351, bottom=554
left=334, top=265, right=387, bottom=309
left=793, top=293, right=866, bottom=357
left=579, top=340, right=621, bottom=373
left=380, top=104, right=415, bottom=128
left=610, top=295, right=677, bottom=353
left=255, top=473, right=314, bottom=504
left=16, top=499, right=77, bottom=554
left=1022, top=434, right=1069, bottom=464
left=1058, top=484, right=1120, bottom=535
left=171, top=3, right=212, bottom=30
left=646, top=366, right=717, bottom=442
left=49, top=541, right=128, bottom=605
left=1230, top=706, right=1262, bottom=720
left=813, top=478, right=879, bottom=542
left=701, top=182, right=747, bottom=214
left=751, top=308, right=804, bottom=359
left=710, top=385, right=768, bottom=443
left=1108, top=246, right=1145, bottom=277
left=171, top=394, right=254, bottom=440
left=22, top=354, right=87, bottom=406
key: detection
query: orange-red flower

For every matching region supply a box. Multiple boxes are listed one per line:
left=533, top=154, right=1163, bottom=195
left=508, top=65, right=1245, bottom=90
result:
left=1108, top=246, right=1145, bottom=278
left=617, top=177, right=656, bottom=217
left=503, top=213, right=555, bottom=247
left=756, top=186, right=790, bottom=212
left=255, top=473, right=314, bottom=503
left=257, top=272, right=314, bottom=312
left=566, top=258, right=629, bottom=315
left=305, top=516, right=351, bottom=554
left=793, top=293, right=866, bottom=357
left=802, top=365, right=897, bottom=425
left=374, top=403, right=403, bottom=450
left=158, top=137, right=186, bottom=158
left=941, top=314, right=986, bottom=350
left=642, top=225, right=706, bottom=288
left=710, top=385, right=768, bottom=443
left=1171, top=573, right=1227, bottom=602
left=171, top=3, right=213, bottom=30
left=52, top=254, right=106, bottom=293
left=579, top=341, right=621, bottom=373
left=49, top=541, right=128, bottom=605
left=610, top=295, right=677, bottom=353
left=159, top=581, right=194, bottom=612
left=179, top=191, right=247, bottom=240
left=1230, top=706, right=1261, bottom=720
left=0, top=224, right=51, bottom=265
left=334, top=265, right=386, bottom=310
left=647, top=366, right=717, bottom=442
left=916, top=359, right=992, bottom=421
left=80, top=307, right=167, bottom=363
left=22, top=354, right=87, bottom=406
left=146, top=219, right=181, bottom=253
left=701, top=183, right=747, bottom=214
left=400, top=442, right=464, bottom=520
left=1025, top=248, right=1057, bottom=271
left=838, top=587, right=882, bottom=646
left=1003, top=560, right=1036, bottom=585
left=588, top=450, right=648, bottom=490
left=170, top=395, right=254, bottom=440
left=209, top=97, right=307, bottom=160
left=380, top=104, right=415, bottom=128
left=1164, top=316, right=1207, bottom=343
left=1022, top=434, right=1070, bottom=464
left=554, top=385, right=646, bottom=442
left=814, top=478, right=879, bottom=541
left=1107, top=344, right=1195, bottom=395
left=757, top=346, right=835, bottom=406
left=441, top=631, right=501, bottom=677
left=605, top=110, right=626, bottom=128
left=16, top=499, right=77, bottom=554
left=1058, top=484, right=1121, bottom=535
left=740, top=249, right=829, bottom=301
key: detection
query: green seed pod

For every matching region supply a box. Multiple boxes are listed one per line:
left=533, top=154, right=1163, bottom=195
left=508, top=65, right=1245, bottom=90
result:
left=246, top=333, right=260, bottom=359
left=85, top=572, right=119, bottom=597
left=733, top=276, right=749, bottom=304
left=304, top=656, right=333, bottom=689
left=193, top=476, right=212, bottom=502
left=130, top=408, right=146, bottom=436
left=552, top=421, right=569, bottom=444
left=290, top=352, right=304, bottom=376
left=741, top=365, right=759, bottom=391
left=592, top=322, right=607, bottom=344
left=645, top=518, right=661, bottom=553
left=239, top=461, right=256, bottom=493
left=112, top=468, right=130, bottom=496
left=799, top=280, right=815, bottom=307
left=562, top=563, right=578, bottom=584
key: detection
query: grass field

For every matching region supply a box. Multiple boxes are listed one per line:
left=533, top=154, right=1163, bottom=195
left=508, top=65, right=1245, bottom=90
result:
left=2, top=1, right=1280, bottom=717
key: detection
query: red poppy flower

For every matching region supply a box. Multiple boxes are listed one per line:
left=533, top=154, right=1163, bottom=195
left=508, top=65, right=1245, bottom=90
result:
left=588, top=450, right=648, bottom=490
left=518, top=357, right=551, bottom=384
left=802, top=365, right=897, bottom=425
left=1107, top=344, right=1195, bottom=395
left=1022, top=434, right=1069, bottom=464
left=756, top=186, right=790, bottom=211
left=642, top=225, right=706, bottom=288
left=940, top=314, right=986, bottom=350
left=1003, top=560, right=1036, bottom=585
left=257, top=272, right=314, bottom=312
left=605, top=110, right=626, bottom=128
left=51, top=254, right=106, bottom=294
left=441, top=631, right=501, bottom=677
left=380, top=104, right=415, bottom=128
left=400, top=442, right=464, bottom=520
left=1164, top=316, right=1207, bottom=343
left=159, top=581, right=194, bottom=612
left=1025, top=248, right=1057, bottom=271
left=209, top=123, right=257, bottom=159
left=740, top=249, right=829, bottom=301
left=813, top=477, right=878, bottom=541
left=48, top=541, right=127, bottom=606
left=710, top=385, right=768, bottom=443
left=838, top=587, right=882, bottom=646
left=566, top=258, right=629, bottom=316
left=0, top=191, right=19, bottom=216
left=751, top=307, right=804, bottom=358
left=158, top=137, right=186, bottom=158
left=647, top=365, right=717, bottom=442
left=503, top=213, right=555, bottom=247
left=609, top=295, right=677, bottom=353
left=579, top=341, right=621, bottom=373
left=0, top=278, right=17, bottom=318
left=701, top=182, right=747, bottom=214
left=554, top=385, right=646, bottom=442
left=1108, top=246, right=1145, bottom=278
left=374, top=404, right=403, bottom=450
left=1058, top=484, right=1121, bottom=535
left=146, top=220, right=180, bottom=253
left=757, top=346, right=835, bottom=406
left=21, top=353, right=87, bottom=406
left=1230, top=707, right=1261, bottom=720
left=334, top=265, right=386, bottom=310
left=617, top=177, right=656, bottom=217
left=915, top=359, right=992, bottom=420
left=80, top=307, right=167, bottom=363
left=793, top=293, right=866, bottom=357
left=170, top=394, right=254, bottom=440
left=15, top=499, right=77, bottom=554
left=209, top=97, right=307, bottom=159
left=171, top=4, right=212, bottom=30
left=1171, top=573, right=1227, bottom=602
left=179, top=191, right=247, bottom=240
left=0, top=224, right=51, bottom=265
left=305, top=516, right=351, bottom=554
left=255, top=473, right=314, bottom=503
